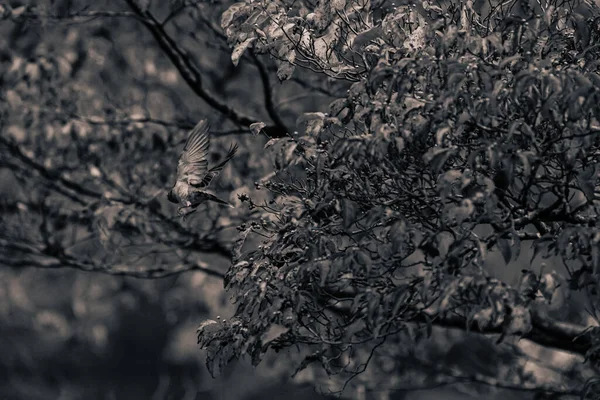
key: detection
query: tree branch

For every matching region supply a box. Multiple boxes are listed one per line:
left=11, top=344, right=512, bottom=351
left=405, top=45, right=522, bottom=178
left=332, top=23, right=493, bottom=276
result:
left=1, top=255, right=225, bottom=279
left=250, top=52, right=288, bottom=134
left=122, top=0, right=288, bottom=137
left=420, top=310, right=595, bottom=357
left=0, top=136, right=234, bottom=269
left=64, top=113, right=248, bottom=136
left=0, top=136, right=101, bottom=199
left=324, top=291, right=595, bottom=357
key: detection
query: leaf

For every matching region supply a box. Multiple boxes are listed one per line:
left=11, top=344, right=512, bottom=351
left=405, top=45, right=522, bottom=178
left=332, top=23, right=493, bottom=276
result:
left=499, top=54, right=521, bottom=68
left=403, top=26, right=426, bottom=50
left=391, top=285, right=410, bottom=317
left=10, top=5, right=27, bottom=17
left=435, top=126, right=450, bottom=145
left=249, top=121, right=266, bottom=136
left=317, top=260, right=330, bottom=285
left=231, top=37, right=256, bottom=66
left=539, top=272, right=559, bottom=301
left=477, top=239, right=487, bottom=262
left=517, top=151, right=531, bottom=177
left=341, top=199, right=357, bottom=230
left=232, top=225, right=251, bottom=262
left=573, top=13, right=590, bottom=47
left=505, top=306, right=532, bottom=335
left=593, top=240, right=600, bottom=275
left=351, top=26, right=383, bottom=52
left=354, top=250, right=372, bottom=274
left=221, top=2, right=246, bottom=29
left=389, top=219, right=407, bottom=249
left=366, top=293, right=380, bottom=328
left=497, top=237, right=512, bottom=265
left=511, top=232, right=521, bottom=261
left=543, top=5, right=555, bottom=25
left=472, top=308, right=494, bottom=330
left=530, top=235, right=553, bottom=263
left=134, top=0, right=150, bottom=12
left=447, top=73, right=466, bottom=90
left=264, top=138, right=280, bottom=149
left=297, top=112, right=326, bottom=136
left=577, top=166, right=597, bottom=202
left=423, top=146, right=458, bottom=173
left=297, top=112, right=326, bottom=125
left=328, top=98, right=347, bottom=116
left=276, top=61, right=295, bottom=81
left=331, top=0, right=346, bottom=11
left=261, top=324, right=289, bottom=345
left=377, top=243, right=393, bottom=260
left=395, top=137, right=405, bottom=152
left=518, top=269, right=538, bottom=299
left=197, top=319, right=219, bottom=337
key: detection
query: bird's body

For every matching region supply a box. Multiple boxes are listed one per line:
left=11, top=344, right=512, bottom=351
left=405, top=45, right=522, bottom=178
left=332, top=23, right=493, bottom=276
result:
left=167, top=119, right=238, bottom=217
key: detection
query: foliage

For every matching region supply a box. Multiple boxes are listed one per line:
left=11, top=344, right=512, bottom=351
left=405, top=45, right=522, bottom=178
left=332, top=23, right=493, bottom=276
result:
left=199, top=0, right=600, bottom=396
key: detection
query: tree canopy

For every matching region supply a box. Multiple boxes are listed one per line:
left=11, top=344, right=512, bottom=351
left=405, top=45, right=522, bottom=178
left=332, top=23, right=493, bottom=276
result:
left=202, top=0, right=600, bottom=397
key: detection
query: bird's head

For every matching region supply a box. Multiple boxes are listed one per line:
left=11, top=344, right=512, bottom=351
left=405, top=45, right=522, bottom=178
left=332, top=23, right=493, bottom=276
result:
left=167, top=190, right=178, bottom=204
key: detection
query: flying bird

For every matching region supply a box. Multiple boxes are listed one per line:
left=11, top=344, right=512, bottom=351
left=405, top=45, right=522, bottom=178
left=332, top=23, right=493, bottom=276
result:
left=167, top=119, right=238, bottom=217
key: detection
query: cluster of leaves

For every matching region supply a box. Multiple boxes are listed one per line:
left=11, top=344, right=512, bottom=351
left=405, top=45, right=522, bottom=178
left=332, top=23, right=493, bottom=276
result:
left=201, top=0, right=600, bottom=392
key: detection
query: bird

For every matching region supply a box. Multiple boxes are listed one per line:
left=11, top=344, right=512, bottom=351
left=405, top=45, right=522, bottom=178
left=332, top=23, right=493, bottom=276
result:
left=167, top=119, right=238, bottom=217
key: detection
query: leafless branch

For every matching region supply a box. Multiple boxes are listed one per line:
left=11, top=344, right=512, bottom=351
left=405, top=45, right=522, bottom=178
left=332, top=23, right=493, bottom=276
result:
left=250, top=52, right=288, bottom=134
left=65, top=113, right=248, bottom=136
left=2, top=255, right=225, bottom=280
left=122, top=0, right=288, bottom=137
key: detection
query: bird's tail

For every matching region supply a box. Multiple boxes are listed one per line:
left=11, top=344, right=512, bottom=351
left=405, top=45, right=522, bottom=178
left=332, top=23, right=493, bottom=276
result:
left=203, top=192, right=234, bottom=207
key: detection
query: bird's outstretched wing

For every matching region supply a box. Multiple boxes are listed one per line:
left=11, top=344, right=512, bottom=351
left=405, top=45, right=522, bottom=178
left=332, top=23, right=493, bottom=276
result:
left=197, top=142, right=239, bottom=188
left=176, top=119, right=210, bottom=186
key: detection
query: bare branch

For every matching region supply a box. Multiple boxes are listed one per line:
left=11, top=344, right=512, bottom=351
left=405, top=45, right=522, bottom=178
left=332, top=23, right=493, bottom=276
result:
left=65, top=113, right=247, bottom=136
left=122, top=0, right=288, bottom=137
left=2, top=255, right=225, bottom=280
left=250, top=52, right=288, bottom=135
left=0, top=136, right=101, bottom=199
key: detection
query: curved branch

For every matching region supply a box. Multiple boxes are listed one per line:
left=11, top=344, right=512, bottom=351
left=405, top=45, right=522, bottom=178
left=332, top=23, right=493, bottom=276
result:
left=122, top=0, right=288, bottom=137
left=250, top=52, right=288, bottom=134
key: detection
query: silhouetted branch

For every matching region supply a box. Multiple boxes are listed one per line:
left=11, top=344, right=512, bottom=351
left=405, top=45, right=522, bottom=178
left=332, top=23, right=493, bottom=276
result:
left=0, top=5, right=142, bottom=22
left=321, top=289, right=594, bottom=358
left=65, top=113, right=248, bottom=136
left=122, top=0, right=288, bottom=137
left=161, top=0, right=205, bottom=27
left=421, top=310, right=594, bottom=357
left=251, top=52, right=288, bottom=134
left=2, top=254, right=225, bottom=279
left=0, top=136, right=102, bottom=199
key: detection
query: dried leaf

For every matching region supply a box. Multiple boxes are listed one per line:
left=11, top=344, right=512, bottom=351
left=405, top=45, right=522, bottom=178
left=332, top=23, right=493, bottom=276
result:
left=231, top=37, right=256, bottom=66
left=497, top=237, right=512, bottom=265
left=250, top=121, right=266, bottom=136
